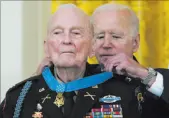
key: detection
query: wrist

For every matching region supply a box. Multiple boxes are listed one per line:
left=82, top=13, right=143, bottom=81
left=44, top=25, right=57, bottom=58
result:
left=137, top=67, right=149, bottom=80
left=141, top=67, right=157, bottom=87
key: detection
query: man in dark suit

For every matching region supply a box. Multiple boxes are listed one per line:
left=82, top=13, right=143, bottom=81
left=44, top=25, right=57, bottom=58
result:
left=0, top=3, right=169, bottom=118
left=90, top=3, right=169, bottom=118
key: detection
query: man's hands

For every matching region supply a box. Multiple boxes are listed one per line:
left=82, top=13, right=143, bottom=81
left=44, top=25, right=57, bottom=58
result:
left=101, top=53, right=149, bottom=80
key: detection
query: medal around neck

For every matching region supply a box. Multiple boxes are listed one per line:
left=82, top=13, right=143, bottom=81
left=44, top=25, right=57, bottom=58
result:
left=53, top=93, right=64, bottom=107
left=42, top=67, right=113, bottom=93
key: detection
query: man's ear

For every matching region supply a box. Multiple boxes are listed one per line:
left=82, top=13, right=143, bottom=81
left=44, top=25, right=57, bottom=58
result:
left=132, top=34, right=140, bottom=53
left=44, top=40, right=50, bottom=58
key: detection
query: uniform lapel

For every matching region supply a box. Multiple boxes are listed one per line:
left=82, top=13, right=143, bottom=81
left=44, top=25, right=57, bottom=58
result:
left=40, top=92, right=63, bottom=118
left=22, top=76, right=63, bottom=118
left=36, top=78, right=64, bottom=118
left=70, top=85, right=103, bottom=118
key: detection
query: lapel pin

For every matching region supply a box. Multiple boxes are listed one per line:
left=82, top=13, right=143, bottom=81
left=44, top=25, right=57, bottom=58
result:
left=39, top=88, right=45, bottom=92
left=125, top=77, right=132, bottom=82
left=84, top=92, right=96, bottom=100
left=37, top=103, right=43, bottom=111
left=99, top=95, right=121, bottom=103
left=41, top=94, right=51, bottom=104
left=137, top=93, right=144, bottom=102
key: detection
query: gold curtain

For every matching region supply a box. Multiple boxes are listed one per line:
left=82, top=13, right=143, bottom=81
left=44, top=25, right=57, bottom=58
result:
left=51, top=0, right=169, bottom=68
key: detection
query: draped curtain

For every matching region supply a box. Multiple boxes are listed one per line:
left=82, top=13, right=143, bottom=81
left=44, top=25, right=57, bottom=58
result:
left=51, top=0, right=169, bottom=68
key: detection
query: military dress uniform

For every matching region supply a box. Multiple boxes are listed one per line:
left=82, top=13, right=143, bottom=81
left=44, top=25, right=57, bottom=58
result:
left=0, top=63, right=169, bottom=118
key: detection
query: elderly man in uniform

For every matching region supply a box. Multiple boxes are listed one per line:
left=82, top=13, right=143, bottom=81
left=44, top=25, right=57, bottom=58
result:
left=1, top=3, right=169, bottom=118
left=0, top=4, right=99, bottom=118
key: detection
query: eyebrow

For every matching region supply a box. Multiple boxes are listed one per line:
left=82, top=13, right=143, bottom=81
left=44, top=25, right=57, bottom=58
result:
left=70, top=26, right=85, bottom=32
left=48, top=26, right=64, bottom=34
left=94, top=30, right=124, bottom=36
left=110, top=32, right=124, bottom=36
left=50, top=26, right=85, bottom=33
left=94, top=31, right=105, bottom=36
left=51, top=26, right=64, bottom=31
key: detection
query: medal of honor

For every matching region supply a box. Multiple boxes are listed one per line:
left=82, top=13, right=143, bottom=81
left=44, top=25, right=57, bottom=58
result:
left=53, top=93, right=64, bottom=107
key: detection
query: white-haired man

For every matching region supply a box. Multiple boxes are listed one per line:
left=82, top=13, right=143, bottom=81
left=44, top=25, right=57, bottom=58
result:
left=0, top=4, right=98, bottom=118
left=91, top=3, right=169, bottom=118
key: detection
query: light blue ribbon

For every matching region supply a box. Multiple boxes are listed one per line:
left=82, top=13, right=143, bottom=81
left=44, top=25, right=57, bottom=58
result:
left=42, top=67, right=113, bottom=92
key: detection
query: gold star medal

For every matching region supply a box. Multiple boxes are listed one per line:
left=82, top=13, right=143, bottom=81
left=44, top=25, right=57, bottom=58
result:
left=53, top=93, right=64, bottom=107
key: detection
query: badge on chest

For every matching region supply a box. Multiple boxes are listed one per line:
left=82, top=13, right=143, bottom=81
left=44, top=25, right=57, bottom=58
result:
left=84, top=94, right=123, bottom=118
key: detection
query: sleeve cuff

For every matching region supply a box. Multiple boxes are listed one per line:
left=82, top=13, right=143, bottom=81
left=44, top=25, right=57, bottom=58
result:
left=147, top=72, right=164, bottom=97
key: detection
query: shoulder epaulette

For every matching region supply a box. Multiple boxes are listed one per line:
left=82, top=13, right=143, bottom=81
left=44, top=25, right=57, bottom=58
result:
left=7, top=74, right=41, bottom=94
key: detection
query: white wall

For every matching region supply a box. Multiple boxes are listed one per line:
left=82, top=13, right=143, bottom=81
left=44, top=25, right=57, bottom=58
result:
left=1, top=1, right=23, bottom=102
left=1, top=1, right=51, bottom=102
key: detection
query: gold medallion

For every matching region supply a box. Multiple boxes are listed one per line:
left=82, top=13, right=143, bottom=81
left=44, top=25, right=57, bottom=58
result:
left=32, top=112, right=43, bottom=118
left=53, top=93, right=64, bottom=107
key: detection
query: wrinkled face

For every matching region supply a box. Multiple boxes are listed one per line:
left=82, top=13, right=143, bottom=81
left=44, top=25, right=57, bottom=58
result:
left=45, top=9, right=92, bottom=67
left=93, top=10, right=139, bottom=64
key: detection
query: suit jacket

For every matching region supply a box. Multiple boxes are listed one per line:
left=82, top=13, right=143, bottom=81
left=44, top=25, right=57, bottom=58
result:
left=141, top=68, right=169, bottom=118
left=0, top=64, right=169, bottom=118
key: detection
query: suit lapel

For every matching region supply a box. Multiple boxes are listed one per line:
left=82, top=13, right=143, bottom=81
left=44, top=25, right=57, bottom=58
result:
left=70, top=85, right=103, bottom=118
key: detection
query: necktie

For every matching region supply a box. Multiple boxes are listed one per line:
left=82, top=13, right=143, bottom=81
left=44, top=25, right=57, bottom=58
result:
left=63, top=91, right=76, bottom=118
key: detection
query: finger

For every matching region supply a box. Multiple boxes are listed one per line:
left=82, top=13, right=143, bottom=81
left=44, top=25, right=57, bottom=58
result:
left=115, top=63, right=126, bottom=75
left=108, top=62, right=119, bottom=72
left=103, top=60, right=118, bottom=72
left=102, top=53, right=124, bottom=72
left=105, top=58, right=121, bottom=72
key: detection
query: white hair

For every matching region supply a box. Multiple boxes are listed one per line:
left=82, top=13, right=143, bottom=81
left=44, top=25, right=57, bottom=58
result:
left=91, top=3, right=139, bottom=37
left=57, top=3, right=77, bottom=10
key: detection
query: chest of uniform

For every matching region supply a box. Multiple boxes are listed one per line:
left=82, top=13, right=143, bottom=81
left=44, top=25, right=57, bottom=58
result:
left=83, top=81, right=141, bottom=118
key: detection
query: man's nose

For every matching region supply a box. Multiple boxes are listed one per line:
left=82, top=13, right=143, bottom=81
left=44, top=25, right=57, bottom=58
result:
left=102, top=38, right=112, bottom=50
left=62, top=34, right=72, bottom=45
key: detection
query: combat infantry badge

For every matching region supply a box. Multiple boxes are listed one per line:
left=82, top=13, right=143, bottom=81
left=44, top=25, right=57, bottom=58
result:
left=99, top=95, right=121, bottom=103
